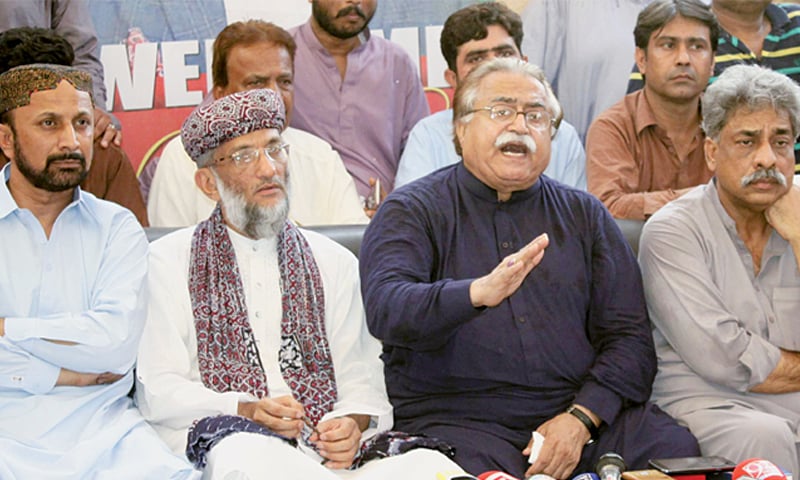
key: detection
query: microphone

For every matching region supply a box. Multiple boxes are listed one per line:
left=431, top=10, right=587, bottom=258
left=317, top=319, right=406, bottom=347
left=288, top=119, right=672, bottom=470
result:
left=596, top=453, right=627, bottom=480
left=732, top=458, right=787, bottom=480
left=478, top=471, right=521, bottom=480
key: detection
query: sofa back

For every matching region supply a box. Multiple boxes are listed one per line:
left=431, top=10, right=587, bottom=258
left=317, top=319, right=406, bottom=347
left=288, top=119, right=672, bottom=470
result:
left=145, top=219, right=645, bottom=258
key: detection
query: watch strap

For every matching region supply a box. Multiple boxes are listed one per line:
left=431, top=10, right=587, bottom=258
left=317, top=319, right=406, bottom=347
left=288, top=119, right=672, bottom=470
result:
left=567, top=405, right=599, bottom=443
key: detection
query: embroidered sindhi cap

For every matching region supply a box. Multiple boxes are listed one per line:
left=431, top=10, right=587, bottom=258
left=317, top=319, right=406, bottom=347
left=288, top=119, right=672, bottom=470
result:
left=0, top=63, right=93, bottom=115
left=181, top=88, right=286, bottom=165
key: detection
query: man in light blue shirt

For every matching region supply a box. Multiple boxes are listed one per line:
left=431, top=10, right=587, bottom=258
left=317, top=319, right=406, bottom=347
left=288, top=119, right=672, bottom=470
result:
left=0, top=64, right=196, bottom=479
left=395, top=2, right=586, bottom=190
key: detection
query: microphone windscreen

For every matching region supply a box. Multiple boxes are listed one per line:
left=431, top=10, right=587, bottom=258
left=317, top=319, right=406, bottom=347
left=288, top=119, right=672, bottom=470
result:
left=477, top=471, right=522, bottom=480
left=732, top=458, right=787, bottom=480
left=597, top=453, right=627, bottom=474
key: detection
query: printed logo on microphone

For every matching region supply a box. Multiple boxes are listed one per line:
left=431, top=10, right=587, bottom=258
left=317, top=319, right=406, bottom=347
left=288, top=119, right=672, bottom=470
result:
left=741, top=460, right=784, bottom=479
left=734, top=458, right=787, bottom=480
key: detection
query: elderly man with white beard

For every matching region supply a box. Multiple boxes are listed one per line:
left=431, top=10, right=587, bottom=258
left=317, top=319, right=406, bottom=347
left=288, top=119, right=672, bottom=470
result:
left=359, top=58, right=699, bottom=479
left=134, top=88, right=463, bottom=480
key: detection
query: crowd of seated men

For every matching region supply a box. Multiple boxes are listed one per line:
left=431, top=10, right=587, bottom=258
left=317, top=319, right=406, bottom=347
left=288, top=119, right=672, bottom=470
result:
left=2, top=0, right=799, bottom=479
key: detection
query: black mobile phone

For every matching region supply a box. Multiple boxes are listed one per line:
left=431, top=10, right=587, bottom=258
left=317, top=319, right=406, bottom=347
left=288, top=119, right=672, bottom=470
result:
left=648, top=456, right=736, bottom=475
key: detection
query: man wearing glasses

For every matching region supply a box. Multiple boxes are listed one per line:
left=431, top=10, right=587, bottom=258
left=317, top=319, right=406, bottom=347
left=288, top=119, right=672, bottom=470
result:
left=135, top=88, right=463, bottom=479
left=360, top=58, right=699, bottom=479
left=395, top=2, right=586, bottom=191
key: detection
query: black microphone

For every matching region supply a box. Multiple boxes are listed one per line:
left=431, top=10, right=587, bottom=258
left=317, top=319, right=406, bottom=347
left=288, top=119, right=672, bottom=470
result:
left=596, top=453, right=627, bottom=480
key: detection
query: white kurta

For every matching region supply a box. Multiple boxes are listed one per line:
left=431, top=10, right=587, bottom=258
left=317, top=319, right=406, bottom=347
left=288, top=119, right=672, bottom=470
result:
left=0, top=165, right=198, bottom=479
left=147, top=128, right=369, bottom=227
left=136, top=226, right=463, bottom=478
left=136, top=225, right=395, bottom=451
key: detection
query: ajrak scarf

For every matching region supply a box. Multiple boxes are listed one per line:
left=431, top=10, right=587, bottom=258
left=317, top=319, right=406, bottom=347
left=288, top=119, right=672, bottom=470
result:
left=188, top=206, right=337, bottom=425
left=184, top=208, right=457, bottom=470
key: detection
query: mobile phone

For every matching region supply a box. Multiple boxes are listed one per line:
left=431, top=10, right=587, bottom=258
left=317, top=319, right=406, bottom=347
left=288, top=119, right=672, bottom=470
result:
left=648, top=456, right=736, bottom=475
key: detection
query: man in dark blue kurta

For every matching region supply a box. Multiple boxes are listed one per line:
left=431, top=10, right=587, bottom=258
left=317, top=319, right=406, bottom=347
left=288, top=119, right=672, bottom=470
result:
left=359, top=58, right=699, bottom=479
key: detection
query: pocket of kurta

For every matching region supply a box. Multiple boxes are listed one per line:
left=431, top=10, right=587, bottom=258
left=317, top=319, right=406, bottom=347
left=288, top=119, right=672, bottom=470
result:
left=769, top=286, right=800, bottom=351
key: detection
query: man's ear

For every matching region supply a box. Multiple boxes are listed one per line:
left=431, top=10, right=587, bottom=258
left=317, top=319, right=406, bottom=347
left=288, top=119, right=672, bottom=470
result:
left=635, top=47, right=647, bottom=78
left=195, top=167, right=221, bottom=202
left=0, top=123, right=15, bottom=160
left=454, top=118, right=468, bottom=153
left=704, top=137, right=718, bottom=173
left=444, top=69, right=458, bottom=89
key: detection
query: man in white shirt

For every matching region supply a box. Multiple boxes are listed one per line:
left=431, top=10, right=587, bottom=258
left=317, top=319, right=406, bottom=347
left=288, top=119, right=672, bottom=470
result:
left=147, top=20, right=367, bottom=227
left=0, top=63, right=196, bottom=479
left=135, top=87, right=462, bottom=479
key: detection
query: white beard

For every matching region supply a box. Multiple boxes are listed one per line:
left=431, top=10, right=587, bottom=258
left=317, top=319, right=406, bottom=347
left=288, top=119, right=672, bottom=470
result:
left=214, top=170, right=290, bottom=239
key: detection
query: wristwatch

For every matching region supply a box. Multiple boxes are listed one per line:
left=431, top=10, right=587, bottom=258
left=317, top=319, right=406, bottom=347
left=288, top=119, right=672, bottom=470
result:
left=566, top=405, right=599, bottom=444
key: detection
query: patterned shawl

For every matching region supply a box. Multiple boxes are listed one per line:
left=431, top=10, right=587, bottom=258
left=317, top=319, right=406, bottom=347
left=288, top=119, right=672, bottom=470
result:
left=188, top=206, right=337, bottom=425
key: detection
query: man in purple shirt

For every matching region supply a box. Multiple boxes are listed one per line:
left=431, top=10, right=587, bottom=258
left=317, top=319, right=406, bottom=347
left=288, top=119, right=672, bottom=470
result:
left=290, top=0, right=429, bottom=204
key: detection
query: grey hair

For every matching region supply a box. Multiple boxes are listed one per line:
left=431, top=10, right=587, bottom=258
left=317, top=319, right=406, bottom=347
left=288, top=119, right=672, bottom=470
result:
left=452, top=57, right=561, bottom=155
left=196, top=149, right=215, bottom=168
left=702, top=64, right=800, bottom=141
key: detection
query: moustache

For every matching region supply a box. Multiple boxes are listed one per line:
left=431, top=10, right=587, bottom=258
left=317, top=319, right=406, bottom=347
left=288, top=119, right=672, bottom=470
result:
left=741, top=167, right=787, bottom=187
left=253, top=175, right=287, bottom=193
left=46, top=152, right=86, bottom=166
left=336, top=5, right=366, bottom=19
left=494, top=131, right=538, bottom=153
left=669, top=69, right=696, bottom=81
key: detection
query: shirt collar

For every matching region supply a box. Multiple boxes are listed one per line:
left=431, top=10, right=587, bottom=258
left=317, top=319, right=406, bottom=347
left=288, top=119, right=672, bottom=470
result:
left=0, top=163, right=15, bottom=220
left=456, top=162, right=543, bottom=204
left=0, top=162, right=83, bottom=220
left=707, top=178, right=789, bottom=257
left=633, top=90, right=659, bottom=136
left=765, top=3, right=791, bottom=35
left=633, top=89, right=703, bottom=138
left=717, top=4, right=791, bottom=45
left=227, top=223, right=279, bottom=253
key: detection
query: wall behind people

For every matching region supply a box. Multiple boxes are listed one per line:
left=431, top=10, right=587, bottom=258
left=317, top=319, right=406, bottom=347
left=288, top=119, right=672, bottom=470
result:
left=521, top=0, right=656, bottom=144
left=86, top=0, right=534, bottom=172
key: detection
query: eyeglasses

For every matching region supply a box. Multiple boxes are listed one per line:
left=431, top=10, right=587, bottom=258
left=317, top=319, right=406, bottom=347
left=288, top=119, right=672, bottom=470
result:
left=214, top=143, right=290, bottom=168
left=467, top=105, right=552, bottom=130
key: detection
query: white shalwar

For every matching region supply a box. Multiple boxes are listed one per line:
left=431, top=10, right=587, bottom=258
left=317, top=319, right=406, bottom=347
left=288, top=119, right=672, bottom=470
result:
left=136, top=225, right=463, bottom=479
